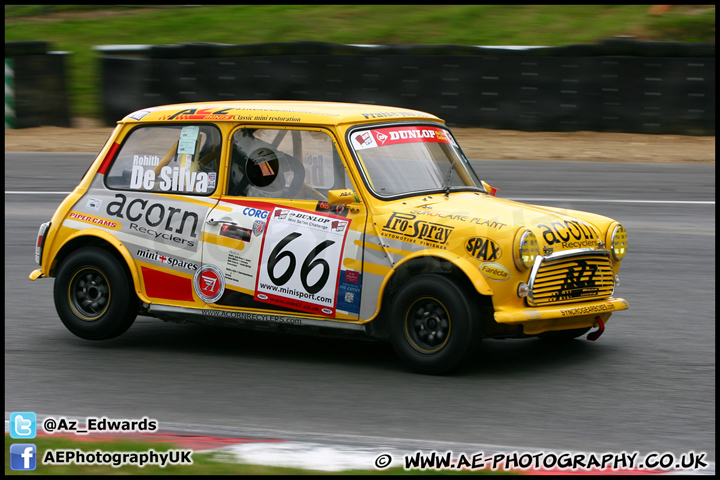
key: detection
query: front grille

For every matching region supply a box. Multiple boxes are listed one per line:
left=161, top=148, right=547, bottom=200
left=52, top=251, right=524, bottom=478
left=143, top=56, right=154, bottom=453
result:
left=527, top=251, right=615, bottom=307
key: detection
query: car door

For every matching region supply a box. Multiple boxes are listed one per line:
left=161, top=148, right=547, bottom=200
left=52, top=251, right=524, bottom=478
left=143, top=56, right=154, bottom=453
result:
left=100, top=123, right=223, bottom=306
left=199, top=126, right=367, bottom=321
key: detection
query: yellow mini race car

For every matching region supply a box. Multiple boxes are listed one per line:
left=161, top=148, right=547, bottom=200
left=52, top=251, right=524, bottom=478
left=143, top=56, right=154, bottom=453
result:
left=30, top=101, right=628, bottom=374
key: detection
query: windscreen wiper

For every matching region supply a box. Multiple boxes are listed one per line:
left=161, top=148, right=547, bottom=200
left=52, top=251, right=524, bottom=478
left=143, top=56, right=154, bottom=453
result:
left=444, top=160, right=456, bottom=197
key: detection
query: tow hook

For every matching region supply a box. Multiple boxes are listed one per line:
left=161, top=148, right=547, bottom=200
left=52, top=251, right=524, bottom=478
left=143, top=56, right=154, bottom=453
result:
left=586, top=316, right=605, bottom=341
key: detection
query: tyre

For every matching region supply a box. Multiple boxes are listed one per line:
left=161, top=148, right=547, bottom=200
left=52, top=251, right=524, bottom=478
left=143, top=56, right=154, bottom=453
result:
left=53, top=247, right=137, bottom=340
left=537, top=327, right=590, bottom=342
left=389, top=274, right=482, bottom=375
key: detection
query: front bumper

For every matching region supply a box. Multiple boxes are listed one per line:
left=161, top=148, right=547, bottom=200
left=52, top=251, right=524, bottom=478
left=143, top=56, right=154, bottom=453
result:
left=493, top=296, right=629, bottom=335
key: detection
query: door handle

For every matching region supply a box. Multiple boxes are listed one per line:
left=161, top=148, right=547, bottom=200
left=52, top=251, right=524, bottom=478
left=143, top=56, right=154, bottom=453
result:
left=206, top=218, right=237, bottom=226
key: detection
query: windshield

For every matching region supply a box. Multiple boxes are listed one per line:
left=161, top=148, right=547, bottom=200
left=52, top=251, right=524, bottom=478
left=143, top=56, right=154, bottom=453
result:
left=348, top=125, right=483, bottom=198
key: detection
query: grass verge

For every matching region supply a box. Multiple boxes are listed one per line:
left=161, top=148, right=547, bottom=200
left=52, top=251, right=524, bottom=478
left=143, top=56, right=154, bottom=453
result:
left=4, top=5, right=715, bottom=118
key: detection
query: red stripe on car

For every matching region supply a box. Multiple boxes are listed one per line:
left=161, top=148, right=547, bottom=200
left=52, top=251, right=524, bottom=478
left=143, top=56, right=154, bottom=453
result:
left=141, top=267, right=195, bottom=302
left=96, top=142, right=121, bottom=175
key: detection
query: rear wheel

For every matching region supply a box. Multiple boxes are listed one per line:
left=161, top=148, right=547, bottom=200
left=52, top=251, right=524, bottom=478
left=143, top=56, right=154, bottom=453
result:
left=389, top=274, right=481, bottom=375
left=53, top=247, right=137, bottom=340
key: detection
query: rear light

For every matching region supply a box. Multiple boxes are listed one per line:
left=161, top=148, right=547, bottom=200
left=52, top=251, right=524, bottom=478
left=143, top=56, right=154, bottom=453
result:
left=35, top=222, right=51, bottom=265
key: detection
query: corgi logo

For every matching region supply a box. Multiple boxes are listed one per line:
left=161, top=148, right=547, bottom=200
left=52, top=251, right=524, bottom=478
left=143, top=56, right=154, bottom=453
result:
left=243, top=207, right=269, bottom=219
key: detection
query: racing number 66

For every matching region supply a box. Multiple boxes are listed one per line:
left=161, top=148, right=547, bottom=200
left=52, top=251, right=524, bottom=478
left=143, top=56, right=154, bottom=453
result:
left=267, top=232, right=335, bottom=295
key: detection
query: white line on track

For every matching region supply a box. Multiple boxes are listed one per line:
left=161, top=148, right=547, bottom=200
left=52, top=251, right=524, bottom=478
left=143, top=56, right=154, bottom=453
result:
left=5, top=191, right=73, bottom=195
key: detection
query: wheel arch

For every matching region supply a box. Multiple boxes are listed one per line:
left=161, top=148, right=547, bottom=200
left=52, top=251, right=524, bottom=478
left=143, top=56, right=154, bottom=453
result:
left=50, top=230, right=148, bottom=303
left=367, top=250, right=493, bottom=340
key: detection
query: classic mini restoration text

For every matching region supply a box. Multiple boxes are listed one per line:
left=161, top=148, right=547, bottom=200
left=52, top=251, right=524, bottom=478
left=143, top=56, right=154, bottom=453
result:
left=30, top=101, right=628, bottom=374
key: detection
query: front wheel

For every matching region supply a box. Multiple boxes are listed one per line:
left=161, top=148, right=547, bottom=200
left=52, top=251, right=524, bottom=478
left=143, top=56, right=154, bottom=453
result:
left=53, top=247, right=137, bottom=340
left=389, top=274, right=482, bottom=375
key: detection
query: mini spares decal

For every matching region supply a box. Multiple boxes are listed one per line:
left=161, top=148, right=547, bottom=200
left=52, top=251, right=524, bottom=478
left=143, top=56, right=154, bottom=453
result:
left=136, top=249, right=199, bottom=271
left=351, top=126, right=457, bottom=150
left=194, top=264, right=226, bottom=303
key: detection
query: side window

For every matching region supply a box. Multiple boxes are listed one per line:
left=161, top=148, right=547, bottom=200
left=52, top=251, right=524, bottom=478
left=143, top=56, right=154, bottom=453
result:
left=228, top=128, right=350, bottom=201
left=105, top=124, right=221, bottom=196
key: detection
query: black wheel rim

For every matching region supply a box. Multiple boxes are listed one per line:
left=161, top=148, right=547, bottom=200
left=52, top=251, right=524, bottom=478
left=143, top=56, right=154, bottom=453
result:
left=405, top=297, right=451, bottom=353
left=68, top=267, right=110, bottom=321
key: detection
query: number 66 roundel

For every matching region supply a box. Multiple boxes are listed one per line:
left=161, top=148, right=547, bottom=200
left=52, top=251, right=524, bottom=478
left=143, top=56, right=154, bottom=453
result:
left=255, top=207, right=350, bottom=316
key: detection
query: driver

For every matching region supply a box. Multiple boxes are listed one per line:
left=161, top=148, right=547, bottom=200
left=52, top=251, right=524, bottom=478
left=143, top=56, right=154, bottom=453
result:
left=228, top=130, right=308, bottom=199
left=228, top=134, right=281, bottom=197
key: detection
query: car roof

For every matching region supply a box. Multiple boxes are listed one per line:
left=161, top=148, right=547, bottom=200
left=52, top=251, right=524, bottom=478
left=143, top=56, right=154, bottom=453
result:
left=120, top=100, right=443, bottom=127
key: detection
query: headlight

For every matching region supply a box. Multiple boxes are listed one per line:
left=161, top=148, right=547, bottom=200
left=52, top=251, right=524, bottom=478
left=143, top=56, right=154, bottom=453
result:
left=609, top=224, right=627, bottom=261
left=514, top=229, right=538, bottom=270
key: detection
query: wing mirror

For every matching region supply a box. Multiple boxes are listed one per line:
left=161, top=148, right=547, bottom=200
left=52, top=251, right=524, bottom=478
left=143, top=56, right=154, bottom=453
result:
left=481, top=181, right=498, bottom=196
left=328, top=189, right=357, bottom=205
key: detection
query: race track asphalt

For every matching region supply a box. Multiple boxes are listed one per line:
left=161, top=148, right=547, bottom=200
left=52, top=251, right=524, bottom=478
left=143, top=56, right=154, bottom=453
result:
left=5, top=152, right=715, bottom=464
